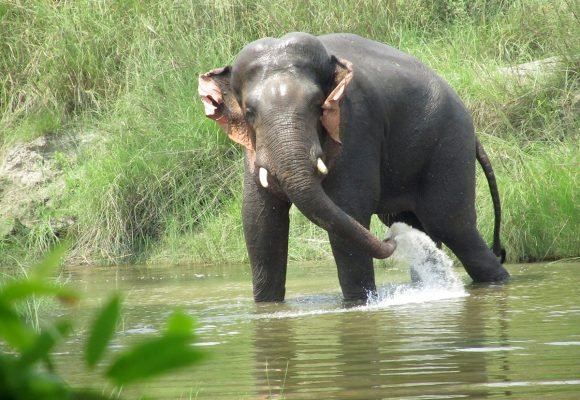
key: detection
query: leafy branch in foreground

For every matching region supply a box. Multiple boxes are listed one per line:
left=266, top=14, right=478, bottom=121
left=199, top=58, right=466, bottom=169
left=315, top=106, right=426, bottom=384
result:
left=0, top=245, right=204, bottom=400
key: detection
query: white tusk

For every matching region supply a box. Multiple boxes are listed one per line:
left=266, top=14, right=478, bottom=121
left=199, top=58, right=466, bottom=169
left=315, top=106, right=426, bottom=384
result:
left=259, top=167, right=269, bottom=188
left=317, top=158, right=328, bottom=175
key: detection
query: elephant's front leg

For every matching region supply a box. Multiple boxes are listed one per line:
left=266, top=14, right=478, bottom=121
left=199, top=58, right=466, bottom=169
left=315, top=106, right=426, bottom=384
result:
left=327, top=206, right=376, bottom=302
left=242, top=170, right=291, bottom=302
left=329, top=228, right=376, bottom=303
left=324, top=155, right=380, bottom=303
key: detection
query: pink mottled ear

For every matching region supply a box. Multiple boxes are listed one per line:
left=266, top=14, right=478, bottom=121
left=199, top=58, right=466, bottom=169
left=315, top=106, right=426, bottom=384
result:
left=321, top=57, right=353, bottom=144
left=198, top=67, right=253, bottom=151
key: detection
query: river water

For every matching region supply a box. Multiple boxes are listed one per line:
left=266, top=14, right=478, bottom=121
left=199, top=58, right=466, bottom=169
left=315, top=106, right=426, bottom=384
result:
left=58, top=261, right=580, bottom=399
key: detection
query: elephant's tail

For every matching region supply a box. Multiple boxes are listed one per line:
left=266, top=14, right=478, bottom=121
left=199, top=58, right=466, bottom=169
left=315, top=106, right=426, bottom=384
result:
left=476, top=138, right=506, bottom=263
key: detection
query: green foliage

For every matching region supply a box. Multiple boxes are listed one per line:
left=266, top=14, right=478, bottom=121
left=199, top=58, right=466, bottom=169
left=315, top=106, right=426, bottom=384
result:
left=474, top=137, right=579, bottom=262
left=495, top=142, right=578, bottom=261
left=106, top=327, right=204, bottom=386
left=85, top=294, right=121, bottom=369
left=1, top=0, right=578, bottom=264
left=0, top=245, right=204, bottom=399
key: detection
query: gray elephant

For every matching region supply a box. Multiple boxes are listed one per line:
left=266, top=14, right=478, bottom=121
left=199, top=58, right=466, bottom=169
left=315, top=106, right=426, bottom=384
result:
left=199, top=33, right=509, bottom=302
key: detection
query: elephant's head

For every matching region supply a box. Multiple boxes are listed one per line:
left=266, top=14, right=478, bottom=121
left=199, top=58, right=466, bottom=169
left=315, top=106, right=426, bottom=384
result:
left=199, top=33, right=395, bottom=259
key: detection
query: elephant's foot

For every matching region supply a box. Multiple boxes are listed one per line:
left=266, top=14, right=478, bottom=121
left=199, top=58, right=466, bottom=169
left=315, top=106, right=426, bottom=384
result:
left=252, top=278, right=286, bottom=302
left=470, top=264, right=510, bottom=283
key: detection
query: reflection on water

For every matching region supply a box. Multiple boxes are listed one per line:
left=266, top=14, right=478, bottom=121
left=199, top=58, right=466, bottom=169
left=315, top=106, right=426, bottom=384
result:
left=58, top=262, right=580, bottom=399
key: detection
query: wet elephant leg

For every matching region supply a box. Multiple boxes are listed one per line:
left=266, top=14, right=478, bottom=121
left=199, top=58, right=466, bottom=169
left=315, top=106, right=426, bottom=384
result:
left=330, top=234, right=376, bottom=302
left=242, top=171, right=291, bottom=302
left=328, top=213, right=376, bottom=302
left=428, top=221, right=509, bottom=282
left=414, top=158, right=509, bottom=282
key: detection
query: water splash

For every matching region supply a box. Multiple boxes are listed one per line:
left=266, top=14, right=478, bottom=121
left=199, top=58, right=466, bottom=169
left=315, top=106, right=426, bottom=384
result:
left=368, top=284, right=467, bottom=309
left=367, top=222, right=467, bottom=307
left=388, top=222, right=463, bottom=289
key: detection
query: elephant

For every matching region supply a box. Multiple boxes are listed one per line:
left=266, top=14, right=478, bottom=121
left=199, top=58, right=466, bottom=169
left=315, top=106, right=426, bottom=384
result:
left=199, top=33, right=509, bottom=302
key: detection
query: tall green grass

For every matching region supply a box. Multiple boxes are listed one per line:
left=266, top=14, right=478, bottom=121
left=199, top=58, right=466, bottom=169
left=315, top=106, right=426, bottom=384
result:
left=0, top=0, right=578, bottom=265
left=476, top=137, right=578, bottom=262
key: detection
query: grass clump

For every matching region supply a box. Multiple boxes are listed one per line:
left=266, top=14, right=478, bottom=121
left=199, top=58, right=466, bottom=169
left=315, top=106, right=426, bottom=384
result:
left=481, top=140, right=578, bottom=262
left=0, top=0, right=578, bottom=266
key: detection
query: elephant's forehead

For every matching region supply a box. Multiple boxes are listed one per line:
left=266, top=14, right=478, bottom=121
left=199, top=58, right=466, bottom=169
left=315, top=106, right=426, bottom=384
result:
left=263, top=76, right=316, bottom=97
left=245, top=74, right=320, bottom=105
left=234, top=36, right=330, bottom=79
left=267, top=80, right=289, bottom=97
left=241, top=33, right=327, bottom=59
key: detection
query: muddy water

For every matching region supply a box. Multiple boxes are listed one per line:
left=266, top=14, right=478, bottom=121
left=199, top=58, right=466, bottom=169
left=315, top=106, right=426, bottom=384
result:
left=58, top=262, right=580, bottom=399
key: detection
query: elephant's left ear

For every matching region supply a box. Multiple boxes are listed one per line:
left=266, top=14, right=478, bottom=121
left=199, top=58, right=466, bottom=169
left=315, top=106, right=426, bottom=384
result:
left=198, top=66, right=253, bottom=151
left=321, top=57, right=353, bottom=144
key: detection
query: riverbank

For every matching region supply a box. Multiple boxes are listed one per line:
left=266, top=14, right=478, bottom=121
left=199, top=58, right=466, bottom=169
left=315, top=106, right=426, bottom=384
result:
left=1, top=0, right=578, bottom=266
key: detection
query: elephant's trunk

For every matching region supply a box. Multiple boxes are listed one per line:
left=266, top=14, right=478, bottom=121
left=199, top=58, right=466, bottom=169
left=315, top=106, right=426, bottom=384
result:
left=293, top=182, right=396, bottom=259
left=269, top=144, right=396, bottom=259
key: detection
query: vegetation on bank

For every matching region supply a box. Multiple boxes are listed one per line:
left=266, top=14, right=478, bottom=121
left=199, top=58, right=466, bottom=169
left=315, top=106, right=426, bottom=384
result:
left=0, top=245, right=204, bottom=399
left=0, top=0, right=578, bottom=266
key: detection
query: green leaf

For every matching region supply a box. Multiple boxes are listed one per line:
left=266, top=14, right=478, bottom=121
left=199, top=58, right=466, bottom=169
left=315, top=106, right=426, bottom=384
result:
left=166, top=309, right=194, bottom=335
left=0, top=302, right=36, bottom=350
left=85, top=294, right=121, bottom=369
left=31, top=242, right=69, bottom=279
left=22, top=369, right=69, bottom=400
left=19, top=320, right=73, bottom=368
left=0, top=280, right=79, bottom=304
left=106, top=335, right=204, bottom=386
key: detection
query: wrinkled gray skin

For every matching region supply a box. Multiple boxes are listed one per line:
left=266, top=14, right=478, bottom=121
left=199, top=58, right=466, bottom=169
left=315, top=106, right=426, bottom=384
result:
left=200, top=33, right=509, bottom=302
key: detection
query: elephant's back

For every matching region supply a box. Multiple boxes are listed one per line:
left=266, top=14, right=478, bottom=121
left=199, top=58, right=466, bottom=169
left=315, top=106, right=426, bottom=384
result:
left=319, top=33, right=468, bottom=130
left=319, top=34, right=474, bottom=180
left=320, top=34, right=447, bottom=106
left=320, top=34, right=416, bottom=66
left=319, top=34, right=433, bottom=81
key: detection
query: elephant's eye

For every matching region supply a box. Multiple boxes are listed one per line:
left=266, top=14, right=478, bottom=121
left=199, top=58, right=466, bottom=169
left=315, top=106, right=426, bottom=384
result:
left=314, top=99, right=324, bottom=112
left=245, top=108, right=255, bottom=123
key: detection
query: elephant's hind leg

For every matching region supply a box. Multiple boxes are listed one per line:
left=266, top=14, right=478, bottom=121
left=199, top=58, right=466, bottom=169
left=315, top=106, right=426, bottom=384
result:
left=414, top=152, right=509, bottom=283
left=415, top=201, right=510, bottom=283
left=428, top=221, right=509, bottom=282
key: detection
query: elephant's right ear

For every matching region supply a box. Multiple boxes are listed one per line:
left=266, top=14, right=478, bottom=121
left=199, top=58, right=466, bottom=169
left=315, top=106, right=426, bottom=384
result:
left=198, top=66, right=253, bottom=151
